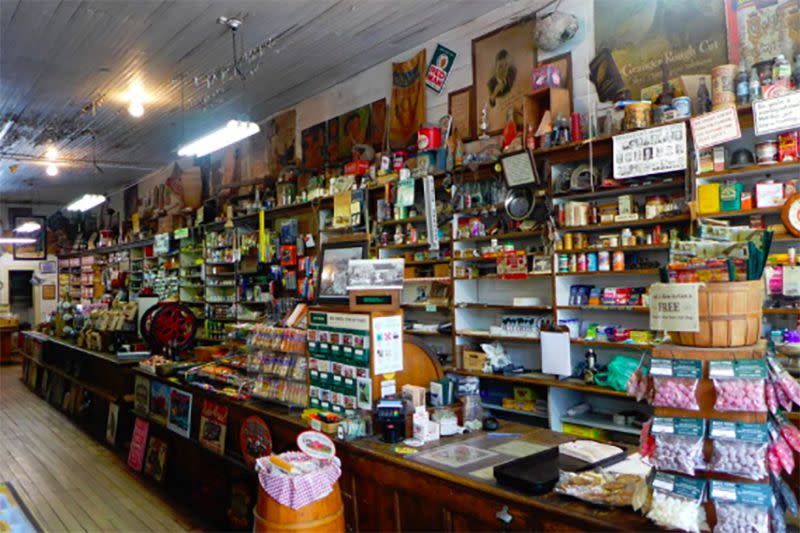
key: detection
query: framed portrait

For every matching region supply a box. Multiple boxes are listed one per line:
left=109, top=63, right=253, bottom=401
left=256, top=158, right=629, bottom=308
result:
left=264, top=109, right=296, bottom=177
left=301, top=122, right=326, bottom=172
left=472, top=18, right=536, bottom=135
left=537, top=52, right=573, bottom=108
left=13, top=216, right=46, bottom=260
left=42, top=284, right=56, bottom=300
left=369, top=99, right=387, bottom=151
left=338, top=105, right=371, bottom=160
left=316, top=240, right=369, bottom=305
left=326, top=116, right=340, bottom=166
left=448, top=86, right=476, bottom=141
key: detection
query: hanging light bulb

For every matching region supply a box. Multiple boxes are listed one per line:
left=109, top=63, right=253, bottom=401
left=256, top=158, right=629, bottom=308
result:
left=128, top=99, right=144, bottom=118
left=45, top=146, right=58, bottom=161
left=46, top=164, right=58, bottom=176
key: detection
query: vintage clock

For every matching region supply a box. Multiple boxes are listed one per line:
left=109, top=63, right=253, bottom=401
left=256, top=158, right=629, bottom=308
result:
left=782, top=193, right=800, bottom=237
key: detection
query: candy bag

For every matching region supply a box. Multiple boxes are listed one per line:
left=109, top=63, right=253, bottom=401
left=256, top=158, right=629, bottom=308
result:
left=647, top=473, right=708, bottom=533
left=650, top=417, right=705, bottom=476
left=710, top=480, right=772, bottom=533
left=649, top=358, right=702, bottom=411
left=709, top=360, right=767, bottom=413
left=707, top=420, right=768, bottom=480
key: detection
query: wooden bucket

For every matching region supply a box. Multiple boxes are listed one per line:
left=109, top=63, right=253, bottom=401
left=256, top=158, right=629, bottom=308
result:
left=254, top=481, right=344, bottom=533
left=669, top=280, right=762, bottom=347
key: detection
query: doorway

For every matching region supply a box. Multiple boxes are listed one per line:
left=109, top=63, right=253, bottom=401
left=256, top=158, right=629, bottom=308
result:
left=9, top=270, right=33, bottom=328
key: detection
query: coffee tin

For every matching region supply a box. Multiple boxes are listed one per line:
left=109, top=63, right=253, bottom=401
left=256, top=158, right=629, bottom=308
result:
left=672, top=96, right=692, bottom=118
left=756, top=140, right=778, bottom=165
left=598, top=251, right=611, bottom=271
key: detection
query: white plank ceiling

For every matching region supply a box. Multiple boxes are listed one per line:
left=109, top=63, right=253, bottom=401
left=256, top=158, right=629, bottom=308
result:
left=0, top=0, right=509, bottom=205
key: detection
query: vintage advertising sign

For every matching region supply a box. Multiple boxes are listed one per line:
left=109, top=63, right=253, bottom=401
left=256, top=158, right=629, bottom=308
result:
left=690, top=106, right=742, bottom=150
left=425, top=44, right=457, bottom=93
left=650, top=283, right=701, bottom=332
left=613, top=122, right=687, bottom=179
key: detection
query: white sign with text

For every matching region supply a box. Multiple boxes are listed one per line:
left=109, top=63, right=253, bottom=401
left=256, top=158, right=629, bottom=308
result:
left=753, top=92, right=800, bottom=136
left=649, top=283, right=701, bottom=332
left=690, top=107, right=742, bottom=150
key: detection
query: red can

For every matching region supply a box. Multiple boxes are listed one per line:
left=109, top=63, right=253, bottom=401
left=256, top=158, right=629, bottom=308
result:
left=417, top=124, right=442, bottom=151
left=571, top=112, right=583, bottom=142
left=778, top=131, right=798, bottom=162
left=392, top=151, right=407, bottom=171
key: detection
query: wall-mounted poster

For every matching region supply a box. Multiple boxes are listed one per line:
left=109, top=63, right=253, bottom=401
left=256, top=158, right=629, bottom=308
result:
left=369, top=99, right=387, bottom=151
left=264, top=109, right=296, bottom=177
left=339, top=104, right=371, bottom=160
left=594, top=0, right=728, bottom=99
left=613, top=122, right=687, bottom=179
left=327, top=116, right=340, bottom=165
left=301, top=122, right=326, bottom=172
left=726, top=0, right=800, bottom=67
left=389, top=49, right=426, bottom=150
left=472, top=19, right=536, bottom=135
left=13, top=216, right=46, bottom=260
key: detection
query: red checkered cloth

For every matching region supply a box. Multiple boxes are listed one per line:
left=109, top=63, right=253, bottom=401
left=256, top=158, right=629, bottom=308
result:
left=256, top=452, right=342, bottom=510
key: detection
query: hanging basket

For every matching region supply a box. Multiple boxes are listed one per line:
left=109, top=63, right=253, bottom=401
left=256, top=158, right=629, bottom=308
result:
left=669, top=280, right=762, bottom=348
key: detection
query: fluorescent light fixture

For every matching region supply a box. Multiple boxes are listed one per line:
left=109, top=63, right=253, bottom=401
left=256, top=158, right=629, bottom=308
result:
left=45, top=146, right=58, bottom=161
left=0, top=120, right=13, bottom=143
left=67, top=193, right=106, bottom=212
left=14, top=221, right=41, bottom=233
left=177, top=120, right=260, bottom=157
left=128, top=100, right=144, bottom=117
left=46, top=164, right=59, bottom=176
left=0, top=237, right=36, bottom=244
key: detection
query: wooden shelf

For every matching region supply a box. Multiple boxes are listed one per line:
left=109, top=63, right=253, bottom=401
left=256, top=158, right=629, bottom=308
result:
left=455, top=331, right=540, bottom=343
left=449, top=369, right=630, bottom=397
left=405, top=259, right=450, bottom=266
left=560, top=214, right=689, bottom=233
left=696, top=160, right=800, bottom=180
left=402, top=303, right=450, bottom=310
left=763, top=307, right=800, bottom=315
left=558, top=305, right=649, bottom=313
left=455, top=229, right=543, bottom=244
left=553, top=179, right=685, bottom=202
left=404, top=330, right=451, bottom=337
left=559, top=243, right=669, bottom=254
left=453, top=202, right=505, bottom=217
left=698, top=206, right=783, bottom=218
left=560, top=414, right=640, bottom=435
left=556, top=268, right=660, bottom=277
left=454, top=272, right=552, bottom=280
left=379, top=215, right=428, bottom=226
left=379, top=239, right=451, bottom=250
left=482, top=403, right=548, bottom=419
left=571, top=339, right=656, bottom=350
left=456, top=303, right=552, bottom=311
left=404, top=277, right=451, bottom=283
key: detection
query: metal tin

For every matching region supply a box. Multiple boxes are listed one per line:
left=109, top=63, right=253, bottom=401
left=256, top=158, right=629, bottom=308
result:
left=598, top=251, right=611, bottom=271
left=612, top=251, right=625, bottom=272
left=653, top=105, right=669, bottom=124
left=711, top=64, right=737, bottom=110
left=417, top=124, right=442, bottom=151
left=756, top=140, right=778, bottom=165
left=558, top=254, right=569, bottom=272
left=577, top=253, right=587, bottom=272
left=624, top=102, right=651, bottom=130
left=587, top=252, right=598, bottom=272
left=563, top=232, right=573, bottom=250
left=569, top=254, right=578, bottom=272
left=672, top=96, right=692, bottom=118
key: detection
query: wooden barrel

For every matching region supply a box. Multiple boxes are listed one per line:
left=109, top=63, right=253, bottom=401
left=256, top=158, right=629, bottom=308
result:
left=669, top=280, right=762, bottom=347
left=254, top=482, right=344, bottom=533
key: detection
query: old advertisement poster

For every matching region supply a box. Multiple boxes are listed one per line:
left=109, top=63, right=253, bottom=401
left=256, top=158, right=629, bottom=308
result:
left=389, top=49, right=426, bottom=150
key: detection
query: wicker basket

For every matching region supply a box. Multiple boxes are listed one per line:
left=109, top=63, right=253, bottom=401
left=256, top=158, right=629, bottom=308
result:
left=669, top=280, right=762, bottom=348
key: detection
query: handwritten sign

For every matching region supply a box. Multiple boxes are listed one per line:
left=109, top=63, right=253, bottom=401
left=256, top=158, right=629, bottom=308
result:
left=690, top=107, right=742, bottom=150
left=784, top=266, right=800, bottom=297
left=649, top=283, right=700, bottom=332
left=753, top=91, right=800, bottom=136
left=127, top=418, right=149, bottom=472
left=613, top=122, right=687, bottom=179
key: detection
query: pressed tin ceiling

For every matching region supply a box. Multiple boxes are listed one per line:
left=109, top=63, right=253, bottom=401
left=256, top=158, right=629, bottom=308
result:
left=0, top=0, right=515, bottom=205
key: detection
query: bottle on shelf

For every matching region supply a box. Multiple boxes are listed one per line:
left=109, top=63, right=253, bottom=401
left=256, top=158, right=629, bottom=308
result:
left=735, top=61, right=749, bottom=105
left=583, top=349, right=597, bottom=385
left=749, top=67, right=761, bottom=101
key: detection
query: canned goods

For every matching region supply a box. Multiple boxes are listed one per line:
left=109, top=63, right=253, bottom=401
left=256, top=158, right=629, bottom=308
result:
left=574, top=233, right=588, bottom=249
left=711, top=64, right=737, bottom=110
left=624, top=102, right=651, bottom=130
left=564, top=233, right=573, bottom=250
left=569, top=254, right=578, bottom=272
left=558, top=254, right=569, bottom=272
left=587, top=252, right=598, bottom=272
left=577, top=253, right=587, bottom=272
left=612, top=251, right=625, bottom=272
left=756, top=140, right=778, bottom=165
left=598, top=251, right=611, bottom=271
left=672, top=96, right=692, bottom=118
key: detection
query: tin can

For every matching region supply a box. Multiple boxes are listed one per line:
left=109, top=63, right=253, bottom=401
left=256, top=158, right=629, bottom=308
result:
left=598, top=251, right=611, bottom=271
left=587, top=252, right=598, bottom=272
left=711, top=64, right=737, bottom=110
left=653, top=105, right=669, bottom=124
left=558, top=254, right=569, bottom=272
left=672, top=96, right=692, bottom=118
left=569, top=254, right=578, bottom=272
left=393, top=151, right=407, bottom=171
left=563, top=232, right=573, bottom=250
left=612, top=251, right=625, bottom=272
left=756, top=140, right=778, bottom=165
left=778, top=131, right=798, bottom=162
left=577, top=253, right=587, bottom=272
left=624, top=102, right=651, bottom=130
left=417, top=124, right=442, bottom=151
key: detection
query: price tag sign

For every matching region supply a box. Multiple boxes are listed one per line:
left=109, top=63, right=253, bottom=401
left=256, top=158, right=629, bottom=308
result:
left=649, top=283, right=700, bottom=332
left=174, top=227, right=189, bottom=239
left=784, top=266, right=800, bottom=297
left=753, top=92, right=800, bottom=136
left=689, top=107, right=741, bottom=150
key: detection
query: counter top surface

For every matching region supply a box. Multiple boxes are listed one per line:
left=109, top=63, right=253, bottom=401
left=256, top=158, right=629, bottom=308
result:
left=29, top=331, right=141, bottom=365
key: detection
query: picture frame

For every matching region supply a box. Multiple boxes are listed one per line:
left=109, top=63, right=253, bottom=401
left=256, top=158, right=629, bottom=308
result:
left=13, top=216, right=46, bottom=260
left=42, top=284, right=56, bottom=301
left=316, top=239, right=369, bottom=305
left=448, top=86, right=476, bottom=141
left=301, top=122, right=326, bottom=172
left=472, top=18, right=537, bottom=136
left=39, top=260, right=56, bottom=274
left=537, top=52, right=573, bottom=111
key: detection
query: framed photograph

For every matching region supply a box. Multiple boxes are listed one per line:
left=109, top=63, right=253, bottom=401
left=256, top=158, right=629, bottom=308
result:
left=316, top=240, right=369, bottom=304
left=472, top=18, right=536, bottom=135
left=301, top=122, right=326, bottom=172
left=448, top=86, right=476, bottom=141
left=537, top=52, right=573, bottom=109
left=13, top=216, right=46, bottom=260
left=39, top=260, right=56, bottom=274
left=326, top=116, right=340, bottom=166
left=338, top=104, right=371, bottom=160
left=347, top=259, right=404, bottom=291
left=42, top=284, right=56, bottom=301
left=369, top=98, right=387, bottom=151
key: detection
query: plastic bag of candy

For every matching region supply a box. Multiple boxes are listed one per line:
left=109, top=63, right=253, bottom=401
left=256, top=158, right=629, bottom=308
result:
left=649, top=358, right=701, bottom=410
left=710, top=480, right=772, bottom=533
left=707, top=420, right=768, bottom=480
left=649, top=417, right=705, bottom=476
left=646, top=473, right=708, bottom=533
left=709, top=360, right=767, bottom=413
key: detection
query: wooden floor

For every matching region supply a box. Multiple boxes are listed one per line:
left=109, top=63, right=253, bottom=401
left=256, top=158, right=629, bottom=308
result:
left=0, top=364, right=200, bottom=532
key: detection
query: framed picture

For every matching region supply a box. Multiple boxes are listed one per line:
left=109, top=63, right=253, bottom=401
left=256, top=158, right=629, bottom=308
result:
left=448, top=86, right=476, bottom=141
left=326, top=116, right=340, bottom=166
left=316, top=240, right=369, bottom=304
left=472, top=18, right=536, bottom=135
left=338, top=104, right=371, bottom=160
left=301, top=122, right=326, bottom=172
left=13, top=216, right=46, bottom=260
left=537, top=52, right=573, bottom=109
left=42, top=284, right=56, bottom=301
left=39, top=260, right=56, bottom=273
left=369, top=98, right=387, bottom=151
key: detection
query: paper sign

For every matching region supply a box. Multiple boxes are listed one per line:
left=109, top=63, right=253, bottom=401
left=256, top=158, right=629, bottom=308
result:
left=649, top=283, right=700, bottom=332
left=425, top=44, right=457, bottom=94
left=380, top=379, right=396, bottom=398
left=753, top=92, right=800, bottom=136
left=333, top=191, right=351, bottom=228
left=127, top=417, right=149, bottom=472
left=541, top=331, right=572, bottom=376
left=174, top=227, right=189, bottom=239
left=373, top=315, right=404, bottom=375
left=613, top=122, right=687, bottom=179
left=690, top=107, right=742, bottom=150
left=783, top=266, right=800, bottom=297
left=153, top=233, right=170, bottom=254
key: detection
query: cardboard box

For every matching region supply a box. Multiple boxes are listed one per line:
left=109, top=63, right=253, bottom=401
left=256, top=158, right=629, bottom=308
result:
left=463, top=350, right=487, bottom=372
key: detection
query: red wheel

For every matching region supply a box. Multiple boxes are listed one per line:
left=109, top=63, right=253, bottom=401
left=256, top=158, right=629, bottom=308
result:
left=150, top=303, right=197, bottom=351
